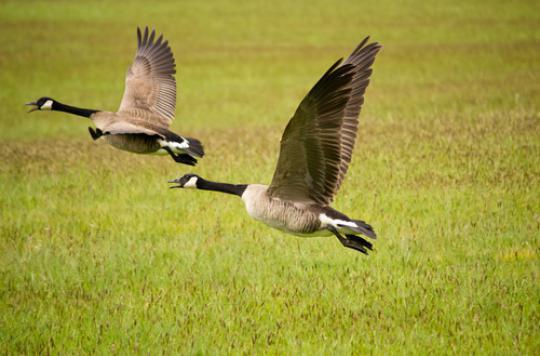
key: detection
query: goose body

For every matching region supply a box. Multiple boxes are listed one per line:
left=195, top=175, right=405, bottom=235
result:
left=170, top=37, right=381, bottom=254
left=242, top=185, right=374, bottom=238
left=26, top=27, right=204, bottom=165
left=241, top=184, right=326, bottom=236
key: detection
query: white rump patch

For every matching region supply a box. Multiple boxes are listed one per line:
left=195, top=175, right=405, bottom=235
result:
left=158, top=139, right=189, bottom=153
left=41, top=100, right=53, bottom=110
left=319, top=214, right=357, bottom=229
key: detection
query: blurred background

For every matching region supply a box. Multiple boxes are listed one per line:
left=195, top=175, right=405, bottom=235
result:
left=1, top=0, right=538, bottom=353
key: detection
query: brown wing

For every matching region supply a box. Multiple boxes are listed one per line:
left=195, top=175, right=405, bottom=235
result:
left=118, top=27, right=176, bottom=127
left=99, top=121, right=164, bottom=138
left=267, top=38, right=381, bottom=206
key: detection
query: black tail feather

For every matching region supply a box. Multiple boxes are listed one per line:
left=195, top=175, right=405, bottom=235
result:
left=185, top=137, right=204, bottom=158
left=348, top=219, right=377, bottom=239
left=158, top=128, right=205, bottom=158
left=324, top=207, right=376, bottom=240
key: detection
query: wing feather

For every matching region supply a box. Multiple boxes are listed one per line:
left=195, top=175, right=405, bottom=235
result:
left=267, top=38, right=381, bottom=205
left=118, top=26, right=177, bottom=127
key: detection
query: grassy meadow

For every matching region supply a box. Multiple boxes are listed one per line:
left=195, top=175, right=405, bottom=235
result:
left=1, top=0, right=539, bottom=353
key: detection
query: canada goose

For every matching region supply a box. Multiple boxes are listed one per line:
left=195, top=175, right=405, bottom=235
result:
left=26, top=27, right=204, bottom=165
left=169, top=37, right=381, bottom=254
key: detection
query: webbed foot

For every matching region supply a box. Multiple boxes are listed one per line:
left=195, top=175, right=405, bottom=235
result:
left=88, top=127, right=103, bottom=141
left=328, top=226, right=372, bottom=255
left=163, top=146, right=197, bottom=166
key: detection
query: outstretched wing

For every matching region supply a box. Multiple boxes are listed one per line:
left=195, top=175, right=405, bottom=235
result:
left=267, top=38, right=381, bottom=206
left=118, top=26, right=176, bottom=127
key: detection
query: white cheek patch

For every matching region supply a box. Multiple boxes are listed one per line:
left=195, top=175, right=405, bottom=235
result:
left=319, top=214, right=357, bottom=229
left=41, top=100, right=53, bottom=110
left=183, top=176, right=198, bottom=188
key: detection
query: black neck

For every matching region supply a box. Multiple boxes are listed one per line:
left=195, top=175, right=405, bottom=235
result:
left=197, top=178, right=247, bottom=197
left=52, top=101, right=99, bottom=118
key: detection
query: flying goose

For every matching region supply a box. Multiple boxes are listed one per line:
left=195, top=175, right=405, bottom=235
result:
left=26, top=27, right=204, bottom=165
left=169, top=38, right=381, bottom=253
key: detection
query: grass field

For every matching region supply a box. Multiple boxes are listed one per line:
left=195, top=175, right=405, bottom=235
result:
left=1, top=0, right=539, bottom=353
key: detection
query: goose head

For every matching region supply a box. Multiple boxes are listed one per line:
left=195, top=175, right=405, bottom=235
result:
left=169, top=174, right=201, bottom=189
left=26, top=97, right=55, bottom=113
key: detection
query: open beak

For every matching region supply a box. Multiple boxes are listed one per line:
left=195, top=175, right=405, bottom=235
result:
left=168, top=178, right=183, bottom=189
left=25, top=101, right=39, bottom=113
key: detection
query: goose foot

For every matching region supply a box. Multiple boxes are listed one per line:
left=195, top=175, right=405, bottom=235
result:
left=88, top=127, right=103, bottom=140
left=328, top=226, right=371, bottom=254
left=345, top=234, right=373, bottom=252
left=163, top=147, right=197, bottom=166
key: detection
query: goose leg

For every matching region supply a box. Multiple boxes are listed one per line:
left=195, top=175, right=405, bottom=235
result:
left=328, top=226, right=369, bottom=255
left=163, top=146, right=197, bottom=166
left=88, top=127, right=103, bottom=141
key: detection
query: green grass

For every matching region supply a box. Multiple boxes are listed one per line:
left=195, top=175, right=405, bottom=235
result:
left=1, top=0, right=539, bottom=353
